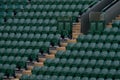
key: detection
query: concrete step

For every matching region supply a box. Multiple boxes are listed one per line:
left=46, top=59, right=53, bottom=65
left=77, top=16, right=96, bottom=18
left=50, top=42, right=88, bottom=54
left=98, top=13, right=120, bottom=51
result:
left=106, top=22, right=112, bottom=28
left=22, top=70, right=31, bottom=75
left=15, top=73, right=22, bottom=79
left=106, top=25, right=112, bottom=28
left=67, top=39, right=76, bottom=43
left=72, top=29, right=80, bottom=33
left=49, top=50, right=57, bottom=54
left=38, top=58, right=46, bottom=62
left=11, top=78, right=19, bottom=80
left=34, top=62, right=44, bottom=67
left=57, top=47, right=66, bottom=51
left=60, top=42, right=68, bottom=47
left=116, top=16, right=120, bottom=20
left=73, top=22, right=81, bottom=25
left=72, top=27, right=81, bottom=30
left=27, top=65, right=34, bottom=70
left=45, top=54, right=55, bottom=58
left=72, top=33, right=81, bottom=39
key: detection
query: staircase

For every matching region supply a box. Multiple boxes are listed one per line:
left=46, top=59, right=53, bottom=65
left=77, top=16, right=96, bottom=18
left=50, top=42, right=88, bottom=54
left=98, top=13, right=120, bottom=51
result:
left=72, top=22, right=82, bottom=39
left=107, top=14, right=120, bottom=28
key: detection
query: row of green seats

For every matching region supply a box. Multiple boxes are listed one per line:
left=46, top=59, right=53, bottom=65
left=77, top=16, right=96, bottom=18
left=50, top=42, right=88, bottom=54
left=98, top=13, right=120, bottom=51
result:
left=77, top=34, right=120, bottom=43
left=89, top=21, right=105, bottom=34
left=0, top=4, right=89, bottom=12
left=0, top=41, right=50, bottom=53
left=0, top=64, right=16, bottom=77
left=0, top=48, right=39, bottom=61
left=0, top=73, right=4, bottom=80
left=44, top=58, right=120, bottom=69
left=20, top=74, right=118, bottom=80
left=0, top=40, right=50, bottom=50
left=23, top=4, right=89, bottom=12
left=0, top=26, right=58, bottom=34
left=0, top=18, right=4, bottom=24
left=0, top=56, right=28, bottom=69
left=103, top=27, right=120, bottom=35
left=112, top=20, right=120, bottom=28
left=0, top=33, right=60, bottom=46
left=32, top=66, right=120, bottom=78
left=15, top=11, right=79, bottom=18
left=0, top=5, right=24, bottom=10
left=0, top=12, right=14, bottom=18
left=28, top=0, right=94, bottom=4
left=0, top=0, right=94, bottom=4
left=0, top=0, right=28, bottom=4
left=66, top=42, right=119, bottom=51
left=55, top=50, right=120, bottom=60
left=6, top=18, right=57, bottom=26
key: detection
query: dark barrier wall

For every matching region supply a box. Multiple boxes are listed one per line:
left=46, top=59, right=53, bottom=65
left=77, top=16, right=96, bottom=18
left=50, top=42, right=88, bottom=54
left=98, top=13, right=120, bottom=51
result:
left=104, top=0, right=120, bottom=24
left=81, top=0, right=113, bottom=34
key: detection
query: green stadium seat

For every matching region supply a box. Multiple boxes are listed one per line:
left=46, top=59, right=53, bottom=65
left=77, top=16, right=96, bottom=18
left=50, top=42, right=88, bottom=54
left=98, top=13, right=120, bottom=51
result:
left=65, top=76, right=73, bottom=80
left=115, top=70, right=120, bottom=78
left=41, top=42, right=50, bottom=53
left=91, top=68, right=100, bottom=77
left=72, top=59, right=81, bottom=67
left=61, top=67, right=70, bottom=76
left=88, top=42, right=96, bottom=50
left=69, top=67, right=77, bottom=76
left=107, top=69, right=116, bottom=78
left=66, top=43, right=75, bottom=50
left=99, top=35, right=107, bottom=42
left=58, top=58, right=67, bottom=66
left=73, top=43, right=81, bottom=51
left=36, top=75, right=43, bottom=80
left=111, top=43, right=118, bottom=51
left=102, top=43, right=111, bottom=51
left=7, top=64, right=16, bottom=76
left=114, top=35, right=120, bottom=42
left=29, top=75, right=36, bottom=80
left=99, top=68, right=109, bottom=78
left=58, top=76, right=65, bottom=80
left=0, top=73, right=4, bottom=80
left=97, top=78, right=104, bottom=80
left=53, top=66, right=62, bottom=76
left=20, top=75, right=29, bottom=80
left=77, top=35, right=85, bottom=42
left=103, top=28, right=111, bottom=35
left=74, top=77, right=81, bottom=80
left=112, top=20, right=120, bottom=27
left=106, top=34, right=114, bottom=42
left=69, top=50, right=78, bottom=59
left=46, top=66, right=55, bottom=75
left=90, top=22, right=96, bottom=33
left=76, top=67, right=85, bottom=76
left=95, top=59, right=104, bottom=68
left=96, top=21, right=105, bottom=33
left=42, top=75, right=50, bottom=80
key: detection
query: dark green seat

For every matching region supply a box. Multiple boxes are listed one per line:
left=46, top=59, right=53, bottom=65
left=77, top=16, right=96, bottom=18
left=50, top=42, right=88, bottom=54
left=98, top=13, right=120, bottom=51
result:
left=18, top=57, right=28, bottom=69
left=20, top=75, right=29, bottom=80
left=90, top=22, right=96, bottom=33
left=69, top=67, right=77, bottom=76
left=98, top=68, right=108, bottom=78
left=0, top=73, right=4, bottom=80
left=41, top=42, right=50, bottom=53
left=66, top=43, right=75, bottom=50
left=29, top=75, right=36, bottom=80
left=53, top=66, right=62, bottom=76
left=91, top=68, right=100, bottom=77
left=45, top=66, right=55, bottom=75
left=7, top=64, right=16, bottom=77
